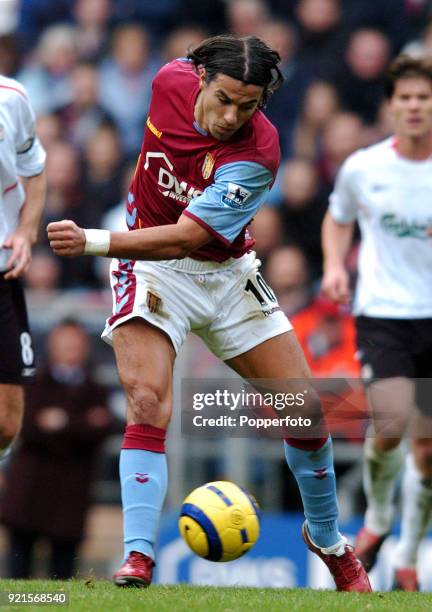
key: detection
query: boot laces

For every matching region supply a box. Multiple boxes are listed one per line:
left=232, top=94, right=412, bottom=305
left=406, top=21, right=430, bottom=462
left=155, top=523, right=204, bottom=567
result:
left=129, top=551, right=151, bottom=570
left=326, top=545, right=361, bottom=585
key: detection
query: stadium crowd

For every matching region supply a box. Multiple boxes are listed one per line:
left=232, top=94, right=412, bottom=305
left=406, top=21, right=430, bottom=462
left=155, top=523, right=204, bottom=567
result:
left=1, top=0, right=432, bottom=582
left=0, top=0, right=430, bottom=302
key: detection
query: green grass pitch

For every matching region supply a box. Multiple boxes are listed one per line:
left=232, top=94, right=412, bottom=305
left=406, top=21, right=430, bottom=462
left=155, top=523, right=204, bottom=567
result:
left=0, top=581, right=431, bottom=611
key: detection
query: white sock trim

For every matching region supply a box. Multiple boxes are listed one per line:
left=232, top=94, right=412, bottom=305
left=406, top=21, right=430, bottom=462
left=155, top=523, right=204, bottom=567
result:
left=307, top=526, right=348, bottom=556
left=320, top=536, right=348, bottom=556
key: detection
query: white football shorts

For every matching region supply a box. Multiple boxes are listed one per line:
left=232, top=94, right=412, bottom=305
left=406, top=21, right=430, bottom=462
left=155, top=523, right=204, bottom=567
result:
left=102, top=251, right=292, bottom=360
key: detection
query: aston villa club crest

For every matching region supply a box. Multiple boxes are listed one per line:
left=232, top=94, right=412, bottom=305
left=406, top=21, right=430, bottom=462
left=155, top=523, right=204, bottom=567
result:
left=202, top=152, right=215, bottom=179
left=146, top=290, right=162, bottom=314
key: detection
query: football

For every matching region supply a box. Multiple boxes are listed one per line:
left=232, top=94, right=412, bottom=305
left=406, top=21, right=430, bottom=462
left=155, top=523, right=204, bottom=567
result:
left=178, top=480, right=261, bottom=562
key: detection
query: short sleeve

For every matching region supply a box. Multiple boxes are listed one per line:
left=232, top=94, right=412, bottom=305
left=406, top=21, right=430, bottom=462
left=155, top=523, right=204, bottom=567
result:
left=183, top=161, right=273, bottom=245
left=328, top=154, right=360, bottom=224
left=14, top=90, right=46, bottom=177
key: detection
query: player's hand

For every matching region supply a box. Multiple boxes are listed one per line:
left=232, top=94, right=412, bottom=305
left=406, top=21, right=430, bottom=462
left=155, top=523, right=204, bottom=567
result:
left=47, top=219, right=86, bottom=257
left=321, top=265, right=351, bottom=304
left=3, top=231, right=32, bottom=279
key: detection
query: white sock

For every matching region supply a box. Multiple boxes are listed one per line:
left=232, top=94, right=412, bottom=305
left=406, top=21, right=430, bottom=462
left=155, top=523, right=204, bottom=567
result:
left=363, top=438, right=404, bottom=535
left=394, top=453, right=432, bottom=569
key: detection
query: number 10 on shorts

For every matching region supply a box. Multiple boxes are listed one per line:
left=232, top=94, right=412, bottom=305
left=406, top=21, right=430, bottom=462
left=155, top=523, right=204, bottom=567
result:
left=245, top=272, right=277, bottom=311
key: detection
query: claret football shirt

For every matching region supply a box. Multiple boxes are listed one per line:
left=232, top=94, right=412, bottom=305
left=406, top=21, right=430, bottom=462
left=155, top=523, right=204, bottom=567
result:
left=128, top=59, right=280, bottom=262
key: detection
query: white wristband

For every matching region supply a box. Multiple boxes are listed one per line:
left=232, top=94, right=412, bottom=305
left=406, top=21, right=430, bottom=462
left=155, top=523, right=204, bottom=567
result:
left=83, top=229, right=111, bottom=256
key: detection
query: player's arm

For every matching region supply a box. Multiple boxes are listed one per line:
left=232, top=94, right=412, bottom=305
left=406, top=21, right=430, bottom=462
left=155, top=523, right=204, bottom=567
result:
left=321, top=212, right=354, bottom=304
left=321, top=155, right=359, bottom=304
left=47, top=214, right=212, bottom=260
left=4, top=170, right=47, bottom=280
left=18, top=171, right=47, bottom=243
left=47, top=161, right=273, bottom=260
left=4, top=90, right=47, bottom=279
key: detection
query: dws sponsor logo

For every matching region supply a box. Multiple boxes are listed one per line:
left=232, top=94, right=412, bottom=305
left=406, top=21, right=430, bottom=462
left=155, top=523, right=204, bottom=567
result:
left=144, top=152, right=203, bottom=204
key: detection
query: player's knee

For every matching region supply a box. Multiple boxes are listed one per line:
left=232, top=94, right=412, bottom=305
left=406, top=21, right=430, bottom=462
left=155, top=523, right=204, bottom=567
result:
left=0, top=389, right=23, bottom=448
left=0, top=418, right=21, bottom=449
left=127, top=385, right=164, bottom=424
left=373, top=437, right=401, bottom=452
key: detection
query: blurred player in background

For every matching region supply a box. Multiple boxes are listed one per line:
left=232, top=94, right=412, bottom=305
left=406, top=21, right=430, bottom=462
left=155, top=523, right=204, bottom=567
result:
left=0, top=74, right=46, bottom=459
left=322, top=55, right=432, bottom=591
left=48, top=34, right=370, bottom=592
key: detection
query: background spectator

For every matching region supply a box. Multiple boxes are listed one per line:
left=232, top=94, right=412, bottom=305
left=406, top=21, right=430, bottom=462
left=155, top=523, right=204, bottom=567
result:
left=98, top=23, right=159, bottom=155
left=72, top=0, right=111, bottom=63
left=43, top=141, right=82, bottom=225
left=226, top=0, right=270, bottom=37
left=55, top=61, right=114, bottom=151
left=35, top=114, right=62, bottom=150
left=264, top=245, right=311, bottom=315
left=331, top=28, right=391, bottom=123
left=25, top=248, right=61, bottom=296
left=276, top=158, right=328, bottom=277
left=1, top=319, right=116, bottom=579
left=294, top=0, right=347, bottom=78
left=259, top=19, right=311, bottom=157
left=0, top=34, right=19, bottom=75
left=318, top=111, right=365, bottom=186
left=291, top=80, right=340, bottom=160
left=249, top=206, right=283, bottom=264
left=162, top=26, right=209, bottom=63
left=17, top=24, right=79, bottom=115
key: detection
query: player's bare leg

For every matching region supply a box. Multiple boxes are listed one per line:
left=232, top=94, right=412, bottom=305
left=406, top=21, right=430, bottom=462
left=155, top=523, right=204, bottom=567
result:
left=357, top=378, right=417, bottom=572
left=112, top=318, right=175, bottom=587
left=226, top=330, right=371, bottom=592
left=113, top=318, right=175, bottom=429
left=0, top=385, right=24, bottom=459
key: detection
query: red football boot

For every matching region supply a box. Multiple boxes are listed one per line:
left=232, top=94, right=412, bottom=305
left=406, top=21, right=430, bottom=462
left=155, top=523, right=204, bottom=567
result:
left=392, top=568, right=419, bottom=592
left=113, top=551, right=154, bottom=587
left=302, top=522, right=372, bottom=592
left=355, top=527, right=388, bottom=572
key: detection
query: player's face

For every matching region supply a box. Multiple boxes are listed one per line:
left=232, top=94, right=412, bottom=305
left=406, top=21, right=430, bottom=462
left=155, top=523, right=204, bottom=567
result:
left=389, top=77, right=432, bottom=139
left=196, top=72, right=264, bottom=140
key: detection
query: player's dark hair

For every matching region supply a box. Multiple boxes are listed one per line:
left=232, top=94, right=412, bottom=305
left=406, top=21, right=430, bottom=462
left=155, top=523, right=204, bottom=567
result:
left=187, top=34, right=283, bottom=108
left=385, top=54, right=432, bottom=98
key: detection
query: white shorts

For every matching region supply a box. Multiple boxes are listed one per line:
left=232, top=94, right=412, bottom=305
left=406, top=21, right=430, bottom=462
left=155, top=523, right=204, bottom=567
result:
left=102, top=252, right=292, bottom=360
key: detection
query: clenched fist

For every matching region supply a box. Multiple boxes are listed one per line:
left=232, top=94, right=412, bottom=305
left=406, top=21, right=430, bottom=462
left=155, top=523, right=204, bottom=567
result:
left=47, top=220, right=86, bottom=257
